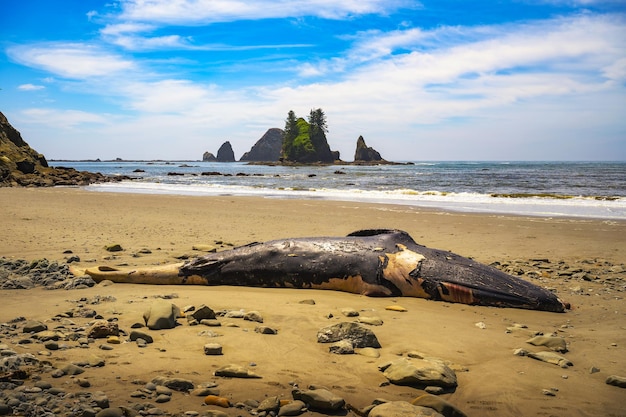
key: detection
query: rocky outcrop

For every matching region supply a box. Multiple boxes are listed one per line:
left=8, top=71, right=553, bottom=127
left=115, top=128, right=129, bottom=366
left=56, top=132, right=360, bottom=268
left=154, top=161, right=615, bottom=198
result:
left=0, top=112, right=123, bottom=187
left=354, top=136, right=384, bottom=162
left=240, top=128, right=283, bottom=162
left=202, top=152, right=217, bottom=162
left=216, top=141, right=236, bottom=162
left=282, top=115, right=336, bottom=164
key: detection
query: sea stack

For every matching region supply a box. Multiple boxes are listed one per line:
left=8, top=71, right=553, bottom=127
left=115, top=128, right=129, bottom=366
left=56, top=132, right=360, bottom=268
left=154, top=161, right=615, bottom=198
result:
left=240, top=128, right=284, bottom=162
left=354, top=136, right=384, bottom=162
left=216, top=141, right=236, bottom=162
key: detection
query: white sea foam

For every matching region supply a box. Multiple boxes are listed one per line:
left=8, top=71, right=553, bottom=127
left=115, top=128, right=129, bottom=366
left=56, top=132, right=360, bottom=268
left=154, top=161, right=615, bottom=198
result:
left=87, top=181, right=626, bottom=220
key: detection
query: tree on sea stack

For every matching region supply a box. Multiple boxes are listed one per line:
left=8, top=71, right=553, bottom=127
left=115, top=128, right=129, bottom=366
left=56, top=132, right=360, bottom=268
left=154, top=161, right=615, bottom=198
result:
left=281, top=108, right=334, bottom=163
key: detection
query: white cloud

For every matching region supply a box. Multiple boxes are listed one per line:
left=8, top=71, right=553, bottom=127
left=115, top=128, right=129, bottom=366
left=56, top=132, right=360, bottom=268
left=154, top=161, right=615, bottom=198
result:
left=18, top=83, right=45, bottom=91
left=21, top=108, right=110, bottom=128
left=118, top=0, right=420, bottom=24
left=11, top=9, right=625, bottom=160
left=7, top=43, right=136, bottom=79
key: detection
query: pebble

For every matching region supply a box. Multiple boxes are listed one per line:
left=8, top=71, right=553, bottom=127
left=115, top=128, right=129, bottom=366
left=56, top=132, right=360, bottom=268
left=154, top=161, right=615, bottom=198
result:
left=385, top=305, right=408, bottom=312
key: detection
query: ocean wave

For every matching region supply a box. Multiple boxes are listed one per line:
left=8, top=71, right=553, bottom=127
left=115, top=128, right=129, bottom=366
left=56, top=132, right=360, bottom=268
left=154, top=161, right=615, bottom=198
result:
left=87, top=181, right=626, bottom=220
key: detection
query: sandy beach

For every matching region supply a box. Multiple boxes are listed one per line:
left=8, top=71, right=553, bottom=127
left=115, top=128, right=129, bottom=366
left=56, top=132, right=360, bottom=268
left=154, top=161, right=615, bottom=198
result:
left=1, top=187, right=625, bottom=417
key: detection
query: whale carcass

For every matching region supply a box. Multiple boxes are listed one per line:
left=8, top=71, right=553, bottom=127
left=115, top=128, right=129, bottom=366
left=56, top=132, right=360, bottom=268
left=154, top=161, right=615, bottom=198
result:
left=81, top=229, right=567, bottom=312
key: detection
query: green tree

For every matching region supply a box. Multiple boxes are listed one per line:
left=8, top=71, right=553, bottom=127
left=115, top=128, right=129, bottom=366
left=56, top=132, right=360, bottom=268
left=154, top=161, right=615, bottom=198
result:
left=308, top=108, right=327, bottom=133
left=282, top=110, right=299, bottom=160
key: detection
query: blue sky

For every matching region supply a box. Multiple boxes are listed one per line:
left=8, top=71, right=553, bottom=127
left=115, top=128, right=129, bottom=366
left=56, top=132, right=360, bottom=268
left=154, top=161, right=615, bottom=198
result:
left=1, top=0, right=625, bottom=161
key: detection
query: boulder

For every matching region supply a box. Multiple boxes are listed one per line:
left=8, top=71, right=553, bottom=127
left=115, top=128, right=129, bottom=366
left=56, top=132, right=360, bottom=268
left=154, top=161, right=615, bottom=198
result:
left=240, top=128, right=284, bottom=162
left=381, top=358, right=458, bottom=388
left=190, top=305, right=216, bottom=321
left=88, top=320, right=119, bottom=339
left=23, top=320, right=48, bottom=334
left=317, top=322, right=381, bottom=348
left=143, top=300, right=180, bottom=330
left=216, top=141, right=236, bottom=162
left=292, top=388, right=344, bottom=411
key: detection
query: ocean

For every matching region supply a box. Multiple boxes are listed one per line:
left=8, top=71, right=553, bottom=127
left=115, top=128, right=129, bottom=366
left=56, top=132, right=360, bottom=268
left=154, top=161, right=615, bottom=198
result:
left=49, top=161, right=626, bottom=220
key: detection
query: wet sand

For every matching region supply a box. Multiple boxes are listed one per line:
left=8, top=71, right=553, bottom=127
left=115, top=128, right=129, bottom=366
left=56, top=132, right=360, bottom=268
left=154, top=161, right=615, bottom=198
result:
left=1, top=187, right=625, bottom=416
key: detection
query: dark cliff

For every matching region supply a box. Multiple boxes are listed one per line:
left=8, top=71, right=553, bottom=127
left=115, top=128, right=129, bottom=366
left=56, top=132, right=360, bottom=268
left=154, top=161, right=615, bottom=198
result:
left=0, top=112, right=123, bottom=186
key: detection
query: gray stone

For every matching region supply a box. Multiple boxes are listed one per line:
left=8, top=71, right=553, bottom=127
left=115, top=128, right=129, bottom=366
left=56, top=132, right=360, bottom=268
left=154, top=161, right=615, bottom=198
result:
left=129, top=330, right=154, bottom=344
left=156, top=385, right=173, bottom=396
left=92, top=392, right=110, bottom=408
left=191, top=305, right=216, bottom=321
left=258, top=396, right=281, bottom=412
left=292, top=388, right=345, bottom=411
left=278, top=400, right=307, bottom=416
left=23, top=320, right=47, bottom=334
left=369, top=401, right=444, bottom=417
left=224, top=310, right=245, bottom=319
left=382, top=358, right=457, bottom=388
left=155, top=394, right=171, bottom=403
left=44, top=341, right=59, bottom=350
left=144, top=300, right=179, bottom=330
left=317, top=322, right=381, bottom=348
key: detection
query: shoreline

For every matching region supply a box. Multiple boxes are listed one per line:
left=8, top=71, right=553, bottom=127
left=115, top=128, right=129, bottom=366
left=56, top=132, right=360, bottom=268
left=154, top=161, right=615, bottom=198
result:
left=1, top=187, right=625, bottom=417
left=86, top=181, right=626, bottom=221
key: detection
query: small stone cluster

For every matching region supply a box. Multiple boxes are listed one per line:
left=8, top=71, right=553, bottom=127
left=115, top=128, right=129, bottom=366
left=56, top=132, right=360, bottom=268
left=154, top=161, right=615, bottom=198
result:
left=491, top=257, right=626, bottom=295
left=0, top=294, right=470, bottom=417
left=0, top=258, right=95, bottom=290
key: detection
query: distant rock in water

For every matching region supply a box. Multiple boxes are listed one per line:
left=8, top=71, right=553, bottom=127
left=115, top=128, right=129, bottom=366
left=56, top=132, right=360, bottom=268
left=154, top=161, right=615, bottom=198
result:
left=202, top=151, right=217, bottom=162
left=240, top=128, right=284, bottom=162
left=354, top=136, right=384, bottom=163
left=216, top=141, right=236, bottom=162
left=0, top=111, right=121, bottom=187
